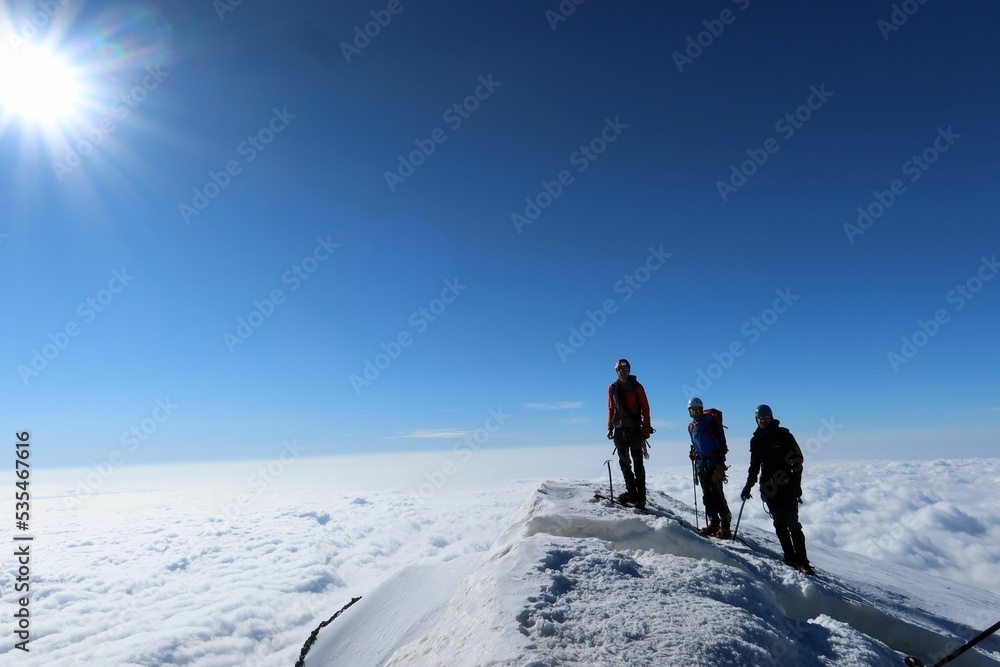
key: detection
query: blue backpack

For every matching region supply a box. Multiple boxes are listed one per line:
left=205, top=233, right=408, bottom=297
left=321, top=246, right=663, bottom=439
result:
left=688, top=408, right=728, bottom=455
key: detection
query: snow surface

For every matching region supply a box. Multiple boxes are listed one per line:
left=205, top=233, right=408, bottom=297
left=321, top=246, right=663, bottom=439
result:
left=305, top=478, right=1000, bottom=667
left=3, top=452, right=999, bottom=666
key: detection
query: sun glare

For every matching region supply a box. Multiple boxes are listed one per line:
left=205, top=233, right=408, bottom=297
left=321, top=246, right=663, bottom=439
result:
left=0, top=46, right=82, bottom=125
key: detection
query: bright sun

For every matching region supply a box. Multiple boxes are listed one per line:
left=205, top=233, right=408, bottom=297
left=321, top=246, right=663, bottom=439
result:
left=0, top=46, right=82, bottom=125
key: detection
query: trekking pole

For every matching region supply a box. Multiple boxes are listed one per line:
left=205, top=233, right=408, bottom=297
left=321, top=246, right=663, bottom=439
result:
left=731, top=497, right=746, bottom=543
left=691, top=460, right=699, bottom=529
left=604, top=459, right=615, bottom=505
left=904, top=618, right=1000, bottom=667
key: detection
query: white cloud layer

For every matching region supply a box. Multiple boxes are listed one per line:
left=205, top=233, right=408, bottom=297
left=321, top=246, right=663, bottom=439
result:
left=2, top=451, right=997, bottom=665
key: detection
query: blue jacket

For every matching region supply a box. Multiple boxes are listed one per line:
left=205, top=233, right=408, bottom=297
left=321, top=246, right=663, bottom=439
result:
left=689, top=413, right=726, bottom=468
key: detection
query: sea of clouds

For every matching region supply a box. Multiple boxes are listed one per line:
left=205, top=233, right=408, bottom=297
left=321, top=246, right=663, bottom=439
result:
left=1, top=449, right=996, bottom=665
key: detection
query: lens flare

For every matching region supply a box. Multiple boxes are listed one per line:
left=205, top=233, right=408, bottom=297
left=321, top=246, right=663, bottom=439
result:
left=0, top=46, right=82, bottom=125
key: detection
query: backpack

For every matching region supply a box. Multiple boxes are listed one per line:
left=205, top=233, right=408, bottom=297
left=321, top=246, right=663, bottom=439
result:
left=706, top=408, right=727, bottom=454
left=689, top=407, right=729, bottom=455
left=612, top=381, right=642, bottom=428
left=705, top=408, right=725, bottom=429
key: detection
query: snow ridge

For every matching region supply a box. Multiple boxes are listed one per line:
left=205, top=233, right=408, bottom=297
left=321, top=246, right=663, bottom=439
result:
left=304, top=480, right=1000, bottom=667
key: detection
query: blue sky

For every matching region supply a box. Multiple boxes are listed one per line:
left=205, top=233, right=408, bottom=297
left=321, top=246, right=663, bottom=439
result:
left=2, top=0, right=998, bottom=469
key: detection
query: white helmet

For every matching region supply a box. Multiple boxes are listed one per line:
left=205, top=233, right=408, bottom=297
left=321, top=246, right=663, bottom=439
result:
left=688, top=397, right=703, bottom=410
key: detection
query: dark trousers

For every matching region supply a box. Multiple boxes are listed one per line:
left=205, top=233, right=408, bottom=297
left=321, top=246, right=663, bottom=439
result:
left=766, top=496, right=809, bottom=565
left=697, top=466, right=732, bottom=528
left=614, top=428, right=645, bottom=502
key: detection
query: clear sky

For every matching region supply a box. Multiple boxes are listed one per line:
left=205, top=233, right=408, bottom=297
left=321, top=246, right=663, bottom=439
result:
left=2, top=0, right=999, bottom=468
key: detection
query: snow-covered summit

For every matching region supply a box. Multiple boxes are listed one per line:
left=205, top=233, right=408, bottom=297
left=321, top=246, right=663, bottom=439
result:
left=303, top=480, right=1000, bottom=666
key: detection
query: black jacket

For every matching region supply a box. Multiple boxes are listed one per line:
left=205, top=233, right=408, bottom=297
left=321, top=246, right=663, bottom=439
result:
left=745, top=419, right=803, bottom=502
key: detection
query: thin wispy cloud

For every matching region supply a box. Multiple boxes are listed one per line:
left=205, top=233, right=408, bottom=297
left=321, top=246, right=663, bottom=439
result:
left=385, top=429, right=471, bottom=439
left=525, top=402, right=583, bottom=410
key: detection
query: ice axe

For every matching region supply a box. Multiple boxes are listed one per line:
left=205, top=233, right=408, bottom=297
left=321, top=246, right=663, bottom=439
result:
left=691, top=459, right=699, bottom=529
left=904, top=618, right=1000, bottom=667
left=604, top=459, right=615, bottom=505
left=731, top=497, right=747, bottom=543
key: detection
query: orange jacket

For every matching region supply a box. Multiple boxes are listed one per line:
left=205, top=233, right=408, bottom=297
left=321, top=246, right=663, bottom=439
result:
left=607, top=376, right=650, bottom=431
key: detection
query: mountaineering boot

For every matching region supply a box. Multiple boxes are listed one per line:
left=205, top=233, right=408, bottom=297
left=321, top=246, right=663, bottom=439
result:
left=700, top=522, right=719, bottom=536
left=715, top=525, right=731, bottom=539
left=791, top=529, right=811, bottom=573
left=776, top=530, right=795, bottom=563
left=618, top=492, right=634, bottom=505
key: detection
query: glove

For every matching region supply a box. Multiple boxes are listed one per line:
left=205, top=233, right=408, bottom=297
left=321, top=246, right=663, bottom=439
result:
left=641, top=426, right=653, bottom=439
left=741, top=485, right=753, bottom=501
left=712, top=465, right=728, bottom=483
left=607, top=428, right=614, bottom=440
left=688, top=448, right=697, bottom=461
